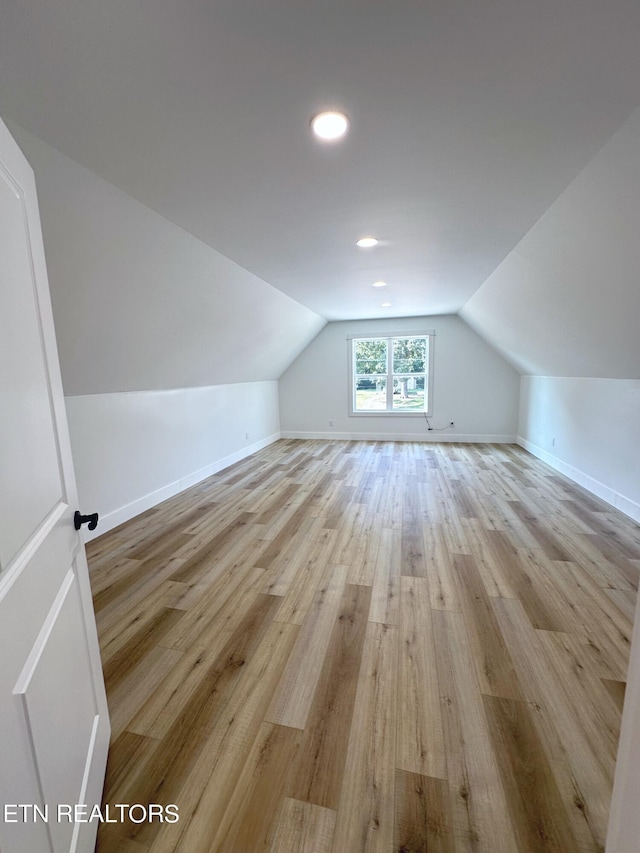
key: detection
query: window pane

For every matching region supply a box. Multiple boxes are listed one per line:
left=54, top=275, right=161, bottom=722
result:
left=393, top=337, right=426, bottom=373
left=355, top=339, right=387, bottom=375
left=392, top=375, right=425, bottom=410
left=393, top=358, right=425, bottom=374
left=356, top=358, right=387, bottom=375
left=356, top=377, right=387, bottom=410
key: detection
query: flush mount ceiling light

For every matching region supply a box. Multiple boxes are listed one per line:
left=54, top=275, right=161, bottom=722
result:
left=311, top=111, right=350, bottom=141
left=372, top=281, right=387, bottom=288
left=381, top=302, right=391, bottom=307
left=356, top=236, right=379, bottom=248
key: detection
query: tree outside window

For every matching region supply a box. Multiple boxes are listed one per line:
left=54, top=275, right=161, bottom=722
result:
left=350, top=333, right=433, bottom=414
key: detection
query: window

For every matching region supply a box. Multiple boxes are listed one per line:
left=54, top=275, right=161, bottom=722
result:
left=349, top=332, right=434, bottom=415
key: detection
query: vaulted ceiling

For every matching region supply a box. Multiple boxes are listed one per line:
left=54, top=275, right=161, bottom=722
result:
left=2, top=0, right=640, bottom=323
left=462, top=107, right=640, bottom=378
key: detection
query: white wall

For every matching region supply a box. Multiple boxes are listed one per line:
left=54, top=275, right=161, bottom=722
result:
left=11, top=124, right=325, bottom=395
left=6, top=126, right=326, bottom=534
left=461, top=107, right=640, bottom=379
left=518, top=376, right=640, bottom=522
left=279, top=315, right=519, bottom=441
left=66, top=382, right=280, bottom=539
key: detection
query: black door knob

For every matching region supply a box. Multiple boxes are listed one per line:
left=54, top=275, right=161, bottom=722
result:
left=74, top=511, right=99, bottom=531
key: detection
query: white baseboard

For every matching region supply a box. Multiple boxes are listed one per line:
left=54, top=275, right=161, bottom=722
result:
left=281, top=430, right=516, bottom=443
left=517, top=435, right=640, bottom=524
left=84, top=432, right=281, bottom=541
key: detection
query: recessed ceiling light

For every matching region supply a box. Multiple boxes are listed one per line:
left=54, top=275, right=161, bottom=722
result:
left=381, top=302, right=391, bottom=307
left=311, top=111, right=350, bottom=141
left=372, top=281, right=387, bottom=288
left=356, top=236, right=379, bottom=248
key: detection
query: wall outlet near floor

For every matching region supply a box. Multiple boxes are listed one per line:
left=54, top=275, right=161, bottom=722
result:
left=329, top=419, right=334, bottom=427
left=245, top=432, right=249, bottom=440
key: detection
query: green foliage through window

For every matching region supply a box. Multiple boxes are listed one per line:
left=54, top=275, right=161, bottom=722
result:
left=352, top=334, right=432, bottom=413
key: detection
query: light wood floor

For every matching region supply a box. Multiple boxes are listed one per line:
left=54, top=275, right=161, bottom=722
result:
left=87, top=440, right=640, bottom=852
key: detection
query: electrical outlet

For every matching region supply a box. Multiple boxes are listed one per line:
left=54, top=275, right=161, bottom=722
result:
left=329, top=419, right=334, bottom=427
left=245, top=432, right=249, bottom=440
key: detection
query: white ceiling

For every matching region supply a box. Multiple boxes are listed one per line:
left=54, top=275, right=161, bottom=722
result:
left=12, top=125, right=326, bottom=395
left=461, top=107, right=640, bottom=379
left=1, top=0, right=640, bottom=321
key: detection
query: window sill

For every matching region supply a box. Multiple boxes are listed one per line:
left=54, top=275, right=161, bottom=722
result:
left=349, top=411, right=431, bottom=417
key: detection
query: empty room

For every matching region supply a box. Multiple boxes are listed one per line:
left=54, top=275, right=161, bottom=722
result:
left=1, top=2, right=640, bottom=852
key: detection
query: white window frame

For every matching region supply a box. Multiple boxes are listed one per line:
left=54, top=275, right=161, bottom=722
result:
left=348, top=330, right=435, bottom=416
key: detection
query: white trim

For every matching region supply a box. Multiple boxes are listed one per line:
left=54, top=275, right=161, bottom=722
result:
left=347, top=329, right=436, bottom=340
left=349, top=332, right=435, bottom=417
left=72, top=712, right=103, bottom=853
left=517, top=435, right=640, bottom=524
left=282, top=431, right=515, bottom=443
left=0, top=501, right=66, bottom=596
left=83, top=432, right=281, bottom=541
left=348, top=410, right=430, bottom=417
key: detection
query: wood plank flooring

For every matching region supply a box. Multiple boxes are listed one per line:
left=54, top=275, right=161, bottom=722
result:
left=87, top=440, right=640, bottom=852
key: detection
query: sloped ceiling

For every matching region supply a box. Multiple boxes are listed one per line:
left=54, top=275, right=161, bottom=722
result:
left=13, top=126, right=325, bottom=395
left=460, top=107, right=640, bottom=379
left=1, top=0, right=640, bottom=321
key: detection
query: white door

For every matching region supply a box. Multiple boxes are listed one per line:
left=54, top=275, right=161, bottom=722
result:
left=0, top=120, right=110, bottom=852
